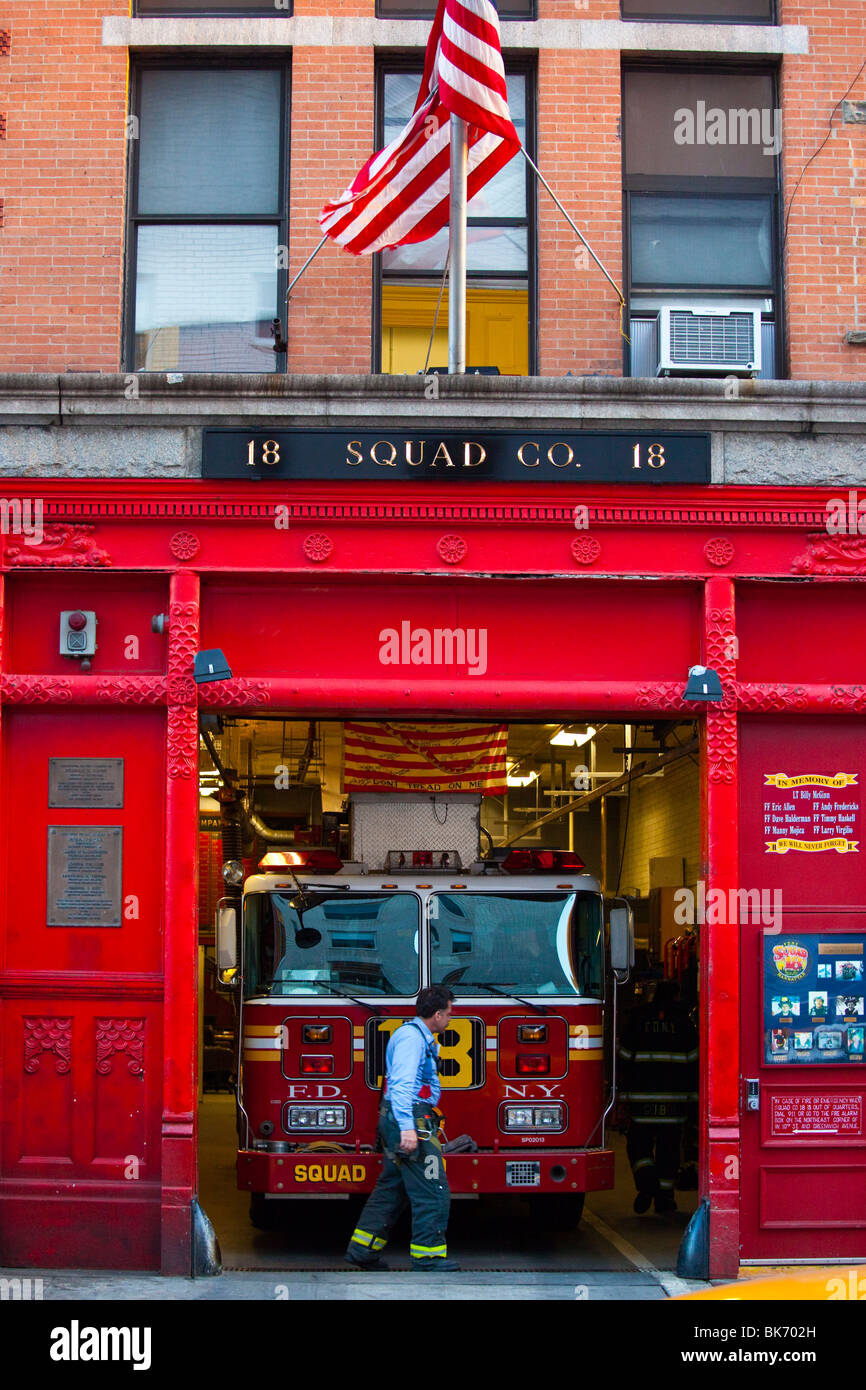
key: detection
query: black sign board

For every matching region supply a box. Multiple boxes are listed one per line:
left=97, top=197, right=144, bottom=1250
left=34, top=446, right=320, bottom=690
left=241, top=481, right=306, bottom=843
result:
left=202, top=429, right=710, bottom=483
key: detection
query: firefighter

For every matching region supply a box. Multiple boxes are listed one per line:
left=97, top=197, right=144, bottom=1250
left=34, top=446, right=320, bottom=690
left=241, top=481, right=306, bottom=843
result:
left=345, top=985, right=460, bottom=1272
left=618, top=978, right=698, bottom=1215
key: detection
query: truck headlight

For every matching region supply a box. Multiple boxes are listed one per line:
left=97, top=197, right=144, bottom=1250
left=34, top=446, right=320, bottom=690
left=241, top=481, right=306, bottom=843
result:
left=286, top=1104, right=348, bottom=1131
left=503, top=1104, right=564, bottom=1132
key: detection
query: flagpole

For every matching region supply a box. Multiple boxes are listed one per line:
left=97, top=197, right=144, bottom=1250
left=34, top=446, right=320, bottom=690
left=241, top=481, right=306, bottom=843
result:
left=448, top=115, right=468, bottom=375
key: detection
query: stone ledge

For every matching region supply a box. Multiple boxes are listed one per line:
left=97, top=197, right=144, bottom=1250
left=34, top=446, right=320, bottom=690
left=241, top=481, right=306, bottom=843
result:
left=101, top=15, right=808, bottom=55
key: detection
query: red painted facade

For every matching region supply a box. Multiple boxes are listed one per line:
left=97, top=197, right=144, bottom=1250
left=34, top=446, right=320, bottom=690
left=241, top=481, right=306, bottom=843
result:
left=0, top=479, right=863, bottom=1276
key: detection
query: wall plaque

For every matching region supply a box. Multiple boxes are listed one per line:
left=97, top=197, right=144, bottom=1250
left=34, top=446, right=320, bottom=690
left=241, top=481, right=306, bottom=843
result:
left=48, top=758, right=124, bottom=809
left=202, top=428, right=711, bottom=483
left=47, top=826, right=123, bottom=927
left=771, top=1093, right=863, bottom=1137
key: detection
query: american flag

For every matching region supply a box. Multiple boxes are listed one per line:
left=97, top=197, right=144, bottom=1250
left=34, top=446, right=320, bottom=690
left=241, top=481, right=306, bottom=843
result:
left=319, top=0, right=520, bottom=256
left=344, top=722, right=509, bottom=795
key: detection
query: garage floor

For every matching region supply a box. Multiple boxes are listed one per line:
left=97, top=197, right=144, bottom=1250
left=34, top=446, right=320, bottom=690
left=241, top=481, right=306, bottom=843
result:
left=198, top=1095, right=698, bottom=1276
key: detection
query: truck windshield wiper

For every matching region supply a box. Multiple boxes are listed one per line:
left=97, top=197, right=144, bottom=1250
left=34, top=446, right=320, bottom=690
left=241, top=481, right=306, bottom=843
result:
left=326, top=983, right=380, bottom=1016
left=461, top=981, right=548, bottom=1016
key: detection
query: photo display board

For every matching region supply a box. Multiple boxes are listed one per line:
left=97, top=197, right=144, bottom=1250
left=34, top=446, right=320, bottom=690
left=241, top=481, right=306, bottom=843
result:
left=764, top=933, right=866, bottom=1064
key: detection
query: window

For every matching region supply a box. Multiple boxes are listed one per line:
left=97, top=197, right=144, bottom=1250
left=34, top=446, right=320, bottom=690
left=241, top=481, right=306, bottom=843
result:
left=430, top=892, right=603, bottom=999
left=376, top=63, right=534, bottom=375
left=622, top=66, right=782, bottom=377
left=244, top=893, right=421, bottom=998
left=377, top=0, right=533, bottom=17
left=622, top=0, right=773, bottom=20
left=127, top=63, right=289, bottom=372
left=136, top=1, right=290, bottom=14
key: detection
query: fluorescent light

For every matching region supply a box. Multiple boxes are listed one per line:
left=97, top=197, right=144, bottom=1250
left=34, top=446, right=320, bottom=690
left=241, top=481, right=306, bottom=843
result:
left=550, top=726, right=596, bottom=748
left=506, top=770, right=538, bottom=788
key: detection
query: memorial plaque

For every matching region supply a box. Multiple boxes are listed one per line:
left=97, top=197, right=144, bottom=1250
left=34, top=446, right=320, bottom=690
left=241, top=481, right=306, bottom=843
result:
left=763, top=932, right=866, bottom=1063
left=48, top=758, right=124, bottom=809
left=47, top=826, right=123, bottom=927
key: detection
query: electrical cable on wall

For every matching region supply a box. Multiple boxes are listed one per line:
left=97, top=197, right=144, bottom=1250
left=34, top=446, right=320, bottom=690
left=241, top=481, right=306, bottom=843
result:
left=783, top=56, right=866, bottom=248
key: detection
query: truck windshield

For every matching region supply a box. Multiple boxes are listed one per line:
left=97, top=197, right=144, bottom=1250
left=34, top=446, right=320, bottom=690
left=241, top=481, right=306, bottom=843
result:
left=244, top=891, right=420, bottom=998
left=431, top=891, right=603, bottom=998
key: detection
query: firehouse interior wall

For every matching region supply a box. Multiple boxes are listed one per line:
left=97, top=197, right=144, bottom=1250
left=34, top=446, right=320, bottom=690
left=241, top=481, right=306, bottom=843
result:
left=0, top=490, right=865, bottom=1279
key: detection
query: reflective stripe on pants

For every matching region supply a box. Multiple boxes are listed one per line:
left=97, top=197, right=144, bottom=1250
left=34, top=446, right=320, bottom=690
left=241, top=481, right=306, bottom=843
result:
left=346, top=1100, right=450, bottom=1261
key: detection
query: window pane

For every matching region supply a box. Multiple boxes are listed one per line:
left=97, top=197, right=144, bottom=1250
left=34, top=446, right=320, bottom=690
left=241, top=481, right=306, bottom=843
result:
left=134, top=224, right=279, bottom=371
left=625, top=71, right=778, bottom=179
left=383, top=225, right=526, bottom=273
left=381, top=283, right=528, bottom=374
left=377, top=0, right=532, bottom=15
left=383, top=72, right=526, bottom=273
left=631, top=195, right=773, bottom=287
left=138, top=1, right=285, bottom=13
left=138, top=69, right=281, bottom=214
left=623, top=0, right=771, bottom=18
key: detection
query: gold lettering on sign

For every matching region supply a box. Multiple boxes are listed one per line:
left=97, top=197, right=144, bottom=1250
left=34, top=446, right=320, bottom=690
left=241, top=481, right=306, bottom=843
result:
left=430, top=442, right=456, bottom=468
left=463, top=441, right=486, bottom=468
left=346, top=441, right=363, bottom=467
left=405, top=441, right=425, bottom=467
left=518, top=441, right=540, bottom=467
left=548, top=442, right=575, bottom=468
left=371, top=440, right=397, bottom=467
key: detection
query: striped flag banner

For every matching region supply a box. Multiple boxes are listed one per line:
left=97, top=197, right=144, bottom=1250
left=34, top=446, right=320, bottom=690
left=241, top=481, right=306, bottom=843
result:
left=319, top=0, right=520, bottom=256
left=344, top=721, right=508, bottom=795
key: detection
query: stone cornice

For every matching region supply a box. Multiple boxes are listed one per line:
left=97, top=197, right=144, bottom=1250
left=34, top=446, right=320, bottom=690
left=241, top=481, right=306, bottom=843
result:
left=1, top=373, right=864, bottom=433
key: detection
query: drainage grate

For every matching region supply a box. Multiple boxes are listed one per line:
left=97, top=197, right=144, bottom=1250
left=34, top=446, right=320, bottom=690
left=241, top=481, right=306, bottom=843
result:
left=505, top=1161, right=541, bottom=1187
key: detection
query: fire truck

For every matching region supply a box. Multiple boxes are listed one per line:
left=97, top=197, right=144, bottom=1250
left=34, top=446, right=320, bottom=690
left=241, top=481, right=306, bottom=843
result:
left=216, top=834, right=633, bottom=1230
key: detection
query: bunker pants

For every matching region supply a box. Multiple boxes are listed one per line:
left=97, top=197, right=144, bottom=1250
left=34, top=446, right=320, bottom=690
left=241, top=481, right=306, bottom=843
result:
left=347, top=1099, right=450, bottom=1266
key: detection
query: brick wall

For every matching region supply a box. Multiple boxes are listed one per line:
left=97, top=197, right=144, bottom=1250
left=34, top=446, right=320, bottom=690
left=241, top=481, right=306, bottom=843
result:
left=0, top=0, right=863, bottom=379
left=781, top=1, right=866, bottom=378
left=0, top=0, right=129, bottom=371
left=287, top=47, right=374, bottom=374
left=536, top=49, right=625, bottom=376
left=616, top=756, right=701, bottom=898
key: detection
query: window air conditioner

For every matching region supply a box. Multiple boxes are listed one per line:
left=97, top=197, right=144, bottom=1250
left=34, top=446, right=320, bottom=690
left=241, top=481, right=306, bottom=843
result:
left=657, top=302, right=762, bottom=377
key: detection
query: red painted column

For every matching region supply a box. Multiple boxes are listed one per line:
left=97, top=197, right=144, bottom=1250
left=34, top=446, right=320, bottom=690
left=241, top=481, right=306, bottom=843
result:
left=701, top=577, right=741, bottom=1278
left=161, top=571, right=200, bottom=1274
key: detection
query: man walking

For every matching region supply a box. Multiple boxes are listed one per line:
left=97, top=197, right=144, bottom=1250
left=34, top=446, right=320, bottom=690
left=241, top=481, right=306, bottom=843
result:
left=346, top=985, right=459, bottom=1271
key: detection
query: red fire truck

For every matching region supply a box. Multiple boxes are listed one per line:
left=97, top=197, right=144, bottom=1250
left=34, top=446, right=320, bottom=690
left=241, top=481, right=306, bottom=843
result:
left=217, top=843, right=633, bottom=1229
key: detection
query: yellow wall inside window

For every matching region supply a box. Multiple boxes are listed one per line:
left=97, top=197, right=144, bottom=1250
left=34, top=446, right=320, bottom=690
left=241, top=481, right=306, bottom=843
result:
left=381, top=284, right=529, bottom=376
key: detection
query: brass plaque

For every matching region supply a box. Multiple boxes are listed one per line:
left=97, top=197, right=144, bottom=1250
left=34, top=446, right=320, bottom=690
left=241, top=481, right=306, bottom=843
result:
left=48, top=758, right=124, bottom=809
left=47, top=826, right=123, bottom=927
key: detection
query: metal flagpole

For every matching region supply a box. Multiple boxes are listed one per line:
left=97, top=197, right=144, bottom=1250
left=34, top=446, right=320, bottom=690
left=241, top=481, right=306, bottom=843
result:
left=448, top=115, right=468, bottom=375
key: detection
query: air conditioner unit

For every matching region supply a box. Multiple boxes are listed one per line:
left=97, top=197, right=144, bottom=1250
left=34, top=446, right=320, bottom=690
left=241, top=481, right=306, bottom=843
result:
left=657, top=301, right=762, bottom=376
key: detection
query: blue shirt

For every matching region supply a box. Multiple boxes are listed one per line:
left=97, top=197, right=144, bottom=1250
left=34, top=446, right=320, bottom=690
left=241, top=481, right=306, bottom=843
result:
left=385, top=1018, right=441, bottom=1132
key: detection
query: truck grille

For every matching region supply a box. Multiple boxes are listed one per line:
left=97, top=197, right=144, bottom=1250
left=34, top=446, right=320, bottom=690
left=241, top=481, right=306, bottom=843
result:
left=505, top=1161, right=541, bottom=1187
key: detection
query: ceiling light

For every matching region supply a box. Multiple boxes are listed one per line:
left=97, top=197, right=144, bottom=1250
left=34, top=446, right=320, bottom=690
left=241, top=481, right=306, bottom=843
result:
left=550, top=725, right=596, bottom=748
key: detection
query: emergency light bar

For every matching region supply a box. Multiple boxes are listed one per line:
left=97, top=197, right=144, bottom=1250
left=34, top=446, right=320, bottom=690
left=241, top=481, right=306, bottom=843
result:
left=385, top=850, right=462, bottom=871
left=257, top=849, right=343, bottom=873
left=500, top=849, right=586, bottom=874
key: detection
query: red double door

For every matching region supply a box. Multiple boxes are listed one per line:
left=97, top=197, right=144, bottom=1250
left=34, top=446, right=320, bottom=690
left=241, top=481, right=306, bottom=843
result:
left=739, top=719, right=866, bottom=1261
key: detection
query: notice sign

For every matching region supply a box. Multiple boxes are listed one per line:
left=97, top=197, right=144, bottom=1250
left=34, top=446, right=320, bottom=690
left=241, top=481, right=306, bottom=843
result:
left=47, top=826, right=123, bottom=927
left=771, top=1093, right=863, bottom=1136
left=763, top=772, right=859, bottom=854
left=48, top=758, right=124, bottom=809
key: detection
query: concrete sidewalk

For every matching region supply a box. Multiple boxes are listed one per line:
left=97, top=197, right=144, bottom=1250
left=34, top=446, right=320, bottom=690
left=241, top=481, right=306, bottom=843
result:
left=0, top=1267, right=674, bottom=1301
